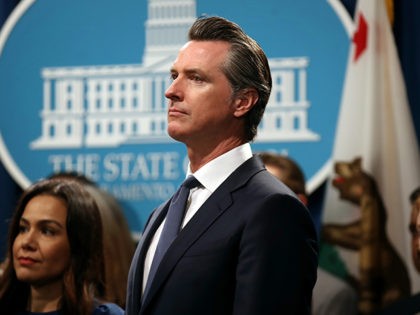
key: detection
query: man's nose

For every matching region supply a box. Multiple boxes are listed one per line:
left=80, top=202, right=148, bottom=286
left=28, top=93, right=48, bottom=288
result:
left=165, top=78, right=183, bottom=101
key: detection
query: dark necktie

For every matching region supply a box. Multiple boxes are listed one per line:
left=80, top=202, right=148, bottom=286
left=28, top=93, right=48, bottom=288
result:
left=143, top=175, right=200, bottom=299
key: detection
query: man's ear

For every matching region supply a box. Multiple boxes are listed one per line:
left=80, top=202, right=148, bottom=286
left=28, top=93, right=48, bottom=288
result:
left=233, top=88, right=259, bottom=118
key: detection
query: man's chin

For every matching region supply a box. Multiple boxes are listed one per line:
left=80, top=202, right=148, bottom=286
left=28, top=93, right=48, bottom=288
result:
left=167, top=129, right=185, bottom=143
left=167, top=123, right=189, bottom=138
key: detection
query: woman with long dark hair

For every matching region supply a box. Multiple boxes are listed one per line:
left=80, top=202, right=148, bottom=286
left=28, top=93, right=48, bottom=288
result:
left=0, top=178, right=124, bottom=315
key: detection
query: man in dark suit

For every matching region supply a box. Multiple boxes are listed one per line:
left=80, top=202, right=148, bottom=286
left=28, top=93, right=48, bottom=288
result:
left=125, top=16, right=318, bottom=315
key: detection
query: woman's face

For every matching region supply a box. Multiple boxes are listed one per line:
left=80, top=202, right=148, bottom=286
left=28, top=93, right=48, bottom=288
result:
left=12, top=194, right=71, bottom=287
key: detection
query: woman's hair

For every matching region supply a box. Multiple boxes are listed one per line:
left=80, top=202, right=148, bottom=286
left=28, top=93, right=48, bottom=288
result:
left=0, top=178, right=105, bottom=315
left=84, top=184, right=135, bottom=308
left=48, top=171, right=135, bottom=308
left=188, top=16, right=272, bottom=142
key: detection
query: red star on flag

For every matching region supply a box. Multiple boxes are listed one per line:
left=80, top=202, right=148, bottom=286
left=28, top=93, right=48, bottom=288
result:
left=353, top=12, right=368, bottom=62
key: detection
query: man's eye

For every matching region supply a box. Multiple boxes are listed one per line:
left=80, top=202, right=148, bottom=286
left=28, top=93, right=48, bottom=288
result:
left=170, top=73, right=178, bottom=80
left=191, top=75, right=203, bottom=82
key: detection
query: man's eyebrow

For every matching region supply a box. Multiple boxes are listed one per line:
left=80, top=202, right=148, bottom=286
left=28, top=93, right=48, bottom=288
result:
left=185, top=68, right=202, bottom=75
left=170, top=67, right=203, bottom=74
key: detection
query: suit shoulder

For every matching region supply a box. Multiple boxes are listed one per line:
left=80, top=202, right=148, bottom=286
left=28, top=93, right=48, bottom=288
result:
left=249, top=169, right=298, bottom=197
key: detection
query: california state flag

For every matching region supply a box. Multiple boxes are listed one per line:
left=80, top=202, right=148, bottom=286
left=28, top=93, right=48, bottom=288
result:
left=322, top=0, right=420, bottom=300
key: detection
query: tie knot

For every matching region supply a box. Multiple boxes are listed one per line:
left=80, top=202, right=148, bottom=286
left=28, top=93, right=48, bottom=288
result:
left=182, top=176, right=201, bottom=189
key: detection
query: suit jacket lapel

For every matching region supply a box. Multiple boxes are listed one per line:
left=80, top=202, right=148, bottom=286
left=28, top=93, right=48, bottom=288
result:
left=129, top=200, right=170, bottom=314
left=141, top=156, right=265, bottom=309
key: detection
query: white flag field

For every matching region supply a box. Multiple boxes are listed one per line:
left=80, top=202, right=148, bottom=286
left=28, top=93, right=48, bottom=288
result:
left=323, top=0, right=420, bottom=292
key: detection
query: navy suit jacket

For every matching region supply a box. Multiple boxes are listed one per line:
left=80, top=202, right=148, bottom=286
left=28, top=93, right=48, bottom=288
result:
left=126, top=156, right=318, bottom=315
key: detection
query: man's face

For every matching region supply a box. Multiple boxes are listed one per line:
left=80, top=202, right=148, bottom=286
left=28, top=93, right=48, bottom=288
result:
left=165, top=40, right=238, bottom=147
left=410, top=195, right=420, bottom=273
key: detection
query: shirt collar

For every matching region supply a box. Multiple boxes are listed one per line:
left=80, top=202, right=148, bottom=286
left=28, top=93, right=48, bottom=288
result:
left=186, top=143, right=252, bottom=193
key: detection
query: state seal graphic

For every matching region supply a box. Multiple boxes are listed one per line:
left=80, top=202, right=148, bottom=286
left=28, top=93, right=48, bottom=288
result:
left=0, top=0, right=350, bottom=234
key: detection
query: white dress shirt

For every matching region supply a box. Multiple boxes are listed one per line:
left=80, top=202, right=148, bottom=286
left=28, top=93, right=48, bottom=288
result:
left=142, top=143, right=253, bottom=293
